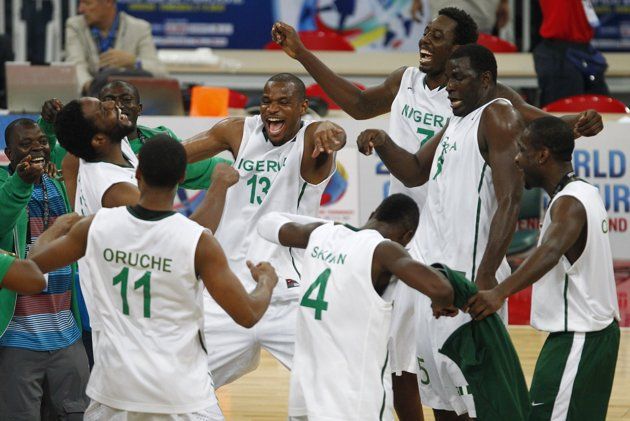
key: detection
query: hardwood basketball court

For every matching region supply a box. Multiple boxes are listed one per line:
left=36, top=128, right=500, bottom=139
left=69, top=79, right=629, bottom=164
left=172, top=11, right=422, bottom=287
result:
left=216, top=326, right=629, bottom=420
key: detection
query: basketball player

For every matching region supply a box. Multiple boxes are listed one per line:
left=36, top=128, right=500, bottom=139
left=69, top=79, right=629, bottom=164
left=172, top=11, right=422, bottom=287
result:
left=0, top=251, right=46, bottom=294
left=39, top=80, right=231, bottom=205
left=53, top=98, right=237, bottom=363
left=256, top=194, right=455, bottom=420
left=357, top=44, right=525, bottom=420
left=272, top=12, right=603, bottom=416
left=29, top=136, right=279, bottom=420
left=467, top=116, right=620, bottom=421
left=182, top=73, right=346, bottom=387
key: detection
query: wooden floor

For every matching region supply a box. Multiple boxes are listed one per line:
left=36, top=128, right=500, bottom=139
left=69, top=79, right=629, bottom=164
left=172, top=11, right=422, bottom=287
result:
left=215, top=326, right=630, bottom=420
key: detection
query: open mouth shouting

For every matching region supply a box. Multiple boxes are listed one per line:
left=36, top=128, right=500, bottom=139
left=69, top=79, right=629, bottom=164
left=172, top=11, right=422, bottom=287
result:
left=265, top=117, right=286, bottom=138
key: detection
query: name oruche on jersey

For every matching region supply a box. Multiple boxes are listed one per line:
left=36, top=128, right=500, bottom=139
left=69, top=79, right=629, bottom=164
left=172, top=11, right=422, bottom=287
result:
left=84, top=207, right=216, bottom=413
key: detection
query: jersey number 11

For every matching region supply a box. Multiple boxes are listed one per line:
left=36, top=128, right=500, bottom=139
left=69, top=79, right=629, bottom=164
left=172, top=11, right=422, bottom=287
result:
left=113, top=267, right=152, bottom=318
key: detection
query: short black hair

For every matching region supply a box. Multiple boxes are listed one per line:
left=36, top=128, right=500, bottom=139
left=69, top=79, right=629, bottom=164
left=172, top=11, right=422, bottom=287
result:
left=373, top=193, right=420, bottom=234
left=99, top=80, right=141, bottom=102
left=138, top=134, right=187, bottom=188
left=266, top=73, right=306, bottom=101
left=4, top=118, right=38, bottom=149
left=450, top=44, right=497, bottom=83
left=526, top=116, right=575, bottom=162
left=54, top=100, right=99, bottom=161
left=439, top=7, right=479, bottom=45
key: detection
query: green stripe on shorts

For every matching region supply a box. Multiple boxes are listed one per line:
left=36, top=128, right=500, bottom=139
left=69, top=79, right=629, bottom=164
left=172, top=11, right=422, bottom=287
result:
left=529, top=320, right=620, bottom=421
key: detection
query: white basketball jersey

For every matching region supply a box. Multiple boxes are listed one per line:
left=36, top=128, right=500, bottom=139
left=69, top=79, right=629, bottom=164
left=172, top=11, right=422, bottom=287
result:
left=76, top=138, right=138, bottom=331
left=531, top=181, right=620, bottom=333
left=415, top=98, right=511, bottom=282
left=289, top=223, right=394, bottom=421
left=84, top=207, right=216, bottom=413
left=388, top=67, right=452, bottom=210
left=214, top=115, right=334, bottom=301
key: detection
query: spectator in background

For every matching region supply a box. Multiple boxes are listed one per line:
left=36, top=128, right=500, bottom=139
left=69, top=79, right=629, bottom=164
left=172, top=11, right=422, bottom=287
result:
left=0, top=119, right=89, bottom=420
left=0, top=35, right=14, bottom=109
left=534, top=0, right=609, bottom=106
left=411, top=0, right=509, bottom=34
left=64, top=0, right=168, bottom=95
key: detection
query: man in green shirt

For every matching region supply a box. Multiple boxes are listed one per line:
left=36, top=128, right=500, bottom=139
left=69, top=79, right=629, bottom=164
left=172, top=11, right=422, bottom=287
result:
left=38, top=80, right=231, bottom=205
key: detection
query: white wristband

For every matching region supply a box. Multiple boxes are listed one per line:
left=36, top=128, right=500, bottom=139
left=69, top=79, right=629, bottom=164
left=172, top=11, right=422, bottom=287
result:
left=257, top=212, right=328, bottom=244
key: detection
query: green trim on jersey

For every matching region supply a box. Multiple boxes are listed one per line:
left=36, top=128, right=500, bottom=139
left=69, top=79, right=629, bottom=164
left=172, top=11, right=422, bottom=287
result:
left=379, top=350, right=389, bottom=421
left=296, top=181, right=307, bottom=209
left=126, top=205, right=176, bottom=221
left=563, top=274, right=569, bottom=332
left=471, top=163, right=488, bottom=283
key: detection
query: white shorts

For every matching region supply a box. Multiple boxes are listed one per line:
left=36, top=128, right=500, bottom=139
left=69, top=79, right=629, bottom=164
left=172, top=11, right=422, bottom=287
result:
left=388, top=280, right=420, bottom=375
left=204, top=293, right=298, bottom=388
left=83, top=400, right=224, bottom=421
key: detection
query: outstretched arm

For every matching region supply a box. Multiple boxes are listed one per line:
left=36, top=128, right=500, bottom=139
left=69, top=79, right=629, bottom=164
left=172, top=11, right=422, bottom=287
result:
left=195, top=231, right=278, bottom=328
left=474, top=102, right=524, bottom=290
left=183, top=117, right=244, bottom=163
left=29, top=215, right=93, bottom=274
left=302, top=121, right=346, bottom=184
left=497, top=83, right=603, bottom=138
left=357, top=127, right=445, bottom=187
left=467, top=196, right=587, bottom=320
left=374, top=241, right=453, bottom=310
left=257, top=212, right=327, bottom=249
left=271, top=22, right=403, bottom=120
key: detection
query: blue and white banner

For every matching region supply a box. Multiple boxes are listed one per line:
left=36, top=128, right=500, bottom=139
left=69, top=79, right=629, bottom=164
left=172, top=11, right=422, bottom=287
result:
left=592, top=0, right=630, bottom=51
left=118, top=0, right=427, bottom=50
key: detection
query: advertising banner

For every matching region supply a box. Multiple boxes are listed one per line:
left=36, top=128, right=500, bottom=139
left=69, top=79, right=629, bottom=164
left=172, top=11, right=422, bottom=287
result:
left=592, top=0, right=630, bottom=51
left=118, top=0, right=427, bottom=51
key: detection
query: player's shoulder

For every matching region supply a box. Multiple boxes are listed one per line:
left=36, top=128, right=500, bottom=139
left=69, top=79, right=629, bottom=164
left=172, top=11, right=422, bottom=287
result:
left=482, top=98, right=521, bottom=124
left=65, top=15, right=85, bottom=29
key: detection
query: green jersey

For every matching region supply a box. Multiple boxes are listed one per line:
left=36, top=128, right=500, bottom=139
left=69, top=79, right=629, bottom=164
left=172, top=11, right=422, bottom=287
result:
left=435, top=264, right=530, bottom=421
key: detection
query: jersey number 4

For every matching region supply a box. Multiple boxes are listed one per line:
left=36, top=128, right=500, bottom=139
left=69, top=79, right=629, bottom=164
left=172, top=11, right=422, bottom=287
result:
left=113, top=267, right=152, bottom=318
left=300, top=269, right=331, bottom=320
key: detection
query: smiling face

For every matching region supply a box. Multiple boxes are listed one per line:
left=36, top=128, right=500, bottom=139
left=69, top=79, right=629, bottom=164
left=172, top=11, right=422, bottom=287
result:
left=80, top=97, right=134, bottom=141
left=418, top=15, right=458, bottom=76
left=259, top=81, right=308, bottom=145
left=446, top=56, right=487, bottom=117
left=99, top=83, right=142, bottom=129
left=6, top=124, right=50, bottom=170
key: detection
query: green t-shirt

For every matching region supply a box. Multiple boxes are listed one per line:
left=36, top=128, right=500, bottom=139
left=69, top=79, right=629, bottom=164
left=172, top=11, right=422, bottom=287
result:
left=434, top=264, right=530, bottom=421
left=0, top=253, right=16, bottom=288
left=37, top=118, right=232, bottom=191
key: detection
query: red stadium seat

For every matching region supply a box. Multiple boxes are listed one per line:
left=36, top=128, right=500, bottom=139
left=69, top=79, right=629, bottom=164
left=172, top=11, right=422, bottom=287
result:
left=543, top=94, right=630, bottom=113
left=477, top=32, right=518, bottom=53
left=265, top=30, right=354, bottom=51
left=228, top=90, right=248, bottom=109
left=306, top=82, right=365, bottom=110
